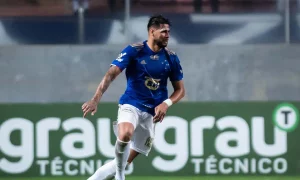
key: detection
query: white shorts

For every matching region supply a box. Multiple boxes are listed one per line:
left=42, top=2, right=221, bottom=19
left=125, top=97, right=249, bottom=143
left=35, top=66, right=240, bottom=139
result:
left=113, top=104, right=155, bottom=156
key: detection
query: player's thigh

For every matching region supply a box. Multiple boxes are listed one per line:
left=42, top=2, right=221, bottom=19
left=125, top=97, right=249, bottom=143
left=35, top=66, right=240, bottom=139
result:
left=130, top=112, right=155, bottom=156
left=116, top=104, right=139, bottom=135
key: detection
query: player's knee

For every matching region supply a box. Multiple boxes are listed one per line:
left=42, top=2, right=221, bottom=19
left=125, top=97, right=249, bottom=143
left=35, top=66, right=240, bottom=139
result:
left=118, top=122, right=134, bottom=142
left=118, top=131, right=133, bottom=142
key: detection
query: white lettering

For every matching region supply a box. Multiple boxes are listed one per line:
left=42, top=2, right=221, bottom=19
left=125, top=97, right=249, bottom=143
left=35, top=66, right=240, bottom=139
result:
left=205, top=155, right=217, bottom=174
left=215, top=116, right=250, bottom=157
left=273, top=158, right=287, bottom=174
left=219, top=158, right=232, bottom=174
left=190, top=116, right=215, bottom=156
left=65, top=160, right=78, bottom=176
left=152, top=116, right=188, bottom=172
left=51, top=157, right=63, bottom=175
left=234, top=158, right=248, bottom=173
left=61, top=118, right=95, bottom=158
left=251, top=158, right=256, bottom=173
left=36, top=160, right=49, bottom=175
left=0, top=118, right=34, bottom=173
left=36, top=118, right=61, bottom=158
left=96, top=160, right=102, bottom=169
left=258, top=158, right=272, bottom=174
left=252, top=117, right=287, bottom=157
left=191, top=158, right=204, bottom=174
left=80, top=160, right=94, bottom=175
left=97, top=118, right=115, bottom=158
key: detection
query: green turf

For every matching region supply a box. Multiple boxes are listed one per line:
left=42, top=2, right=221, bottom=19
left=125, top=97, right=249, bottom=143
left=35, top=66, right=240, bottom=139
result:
left=0, top=177, right=298, bottom=180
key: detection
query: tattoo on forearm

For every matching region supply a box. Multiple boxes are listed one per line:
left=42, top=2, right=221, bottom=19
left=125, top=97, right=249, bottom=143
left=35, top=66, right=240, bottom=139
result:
left=94, top=66, right=120, bottom=100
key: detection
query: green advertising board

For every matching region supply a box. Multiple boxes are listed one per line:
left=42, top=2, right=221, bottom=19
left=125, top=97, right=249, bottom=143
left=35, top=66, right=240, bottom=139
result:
left=0, top=102, right=299, bottom=177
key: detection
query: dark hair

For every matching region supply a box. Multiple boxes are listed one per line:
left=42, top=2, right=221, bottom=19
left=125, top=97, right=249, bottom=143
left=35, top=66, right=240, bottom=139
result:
left=147, top=15, right=171, bottom=31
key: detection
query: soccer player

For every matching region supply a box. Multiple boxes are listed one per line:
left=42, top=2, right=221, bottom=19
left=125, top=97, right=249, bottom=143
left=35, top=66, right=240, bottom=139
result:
left=82, top=14, right=185, bottom=180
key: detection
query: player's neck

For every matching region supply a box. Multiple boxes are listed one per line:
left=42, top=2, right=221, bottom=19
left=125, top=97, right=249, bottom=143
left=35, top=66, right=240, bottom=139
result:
left=146, top=40, right=162, bottom=53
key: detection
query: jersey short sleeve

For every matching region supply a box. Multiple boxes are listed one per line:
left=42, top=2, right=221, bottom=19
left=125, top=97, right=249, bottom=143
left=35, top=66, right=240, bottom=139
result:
left=111, top=45, right=136, bottom=71
left=169, top=55, right=183, bottom=82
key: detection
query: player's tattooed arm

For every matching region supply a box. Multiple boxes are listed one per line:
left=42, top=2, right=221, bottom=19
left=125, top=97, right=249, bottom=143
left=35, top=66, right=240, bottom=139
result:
left=92, top=66, right=121, bottom=102
left=82, top=66, right=121, bottom=117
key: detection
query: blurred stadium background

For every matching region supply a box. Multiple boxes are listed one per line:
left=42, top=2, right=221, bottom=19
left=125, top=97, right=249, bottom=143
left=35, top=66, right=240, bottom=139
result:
left=1, top=0, right=300, bottom=180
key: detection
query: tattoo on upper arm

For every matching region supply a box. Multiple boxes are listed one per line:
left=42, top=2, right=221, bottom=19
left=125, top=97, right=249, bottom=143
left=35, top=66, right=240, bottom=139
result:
left=106, top=66, right=121, bottom=81
left=97, top=66, right=121, bottom=96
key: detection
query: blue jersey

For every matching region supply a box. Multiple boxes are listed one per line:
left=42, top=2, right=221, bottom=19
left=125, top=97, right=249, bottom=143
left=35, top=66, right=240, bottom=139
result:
left=111, top=40, right=183, bottom=115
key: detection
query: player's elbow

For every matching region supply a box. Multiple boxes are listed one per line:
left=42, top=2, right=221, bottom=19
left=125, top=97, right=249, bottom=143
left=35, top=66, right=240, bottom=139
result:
left=172, top=80, right=185, bottom=100
left=176, top=86, right=185, bottom=100
left=180, top=87, right=185, bottom=99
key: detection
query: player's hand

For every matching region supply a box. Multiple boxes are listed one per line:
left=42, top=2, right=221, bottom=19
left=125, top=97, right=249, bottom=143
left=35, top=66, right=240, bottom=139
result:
left=82, top=99, right=98, bottom=118
left=153, top=102, right=169, bottom=123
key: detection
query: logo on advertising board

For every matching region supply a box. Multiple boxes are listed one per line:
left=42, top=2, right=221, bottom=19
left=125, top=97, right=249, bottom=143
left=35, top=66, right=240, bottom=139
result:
left=0, top=103, right=299, bottom=176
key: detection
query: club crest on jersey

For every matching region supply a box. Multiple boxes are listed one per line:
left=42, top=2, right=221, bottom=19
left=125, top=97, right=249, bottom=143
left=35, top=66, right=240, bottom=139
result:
left=150, top=55, right=159, bottom=60
left=144, top=76, right=160, bottom=90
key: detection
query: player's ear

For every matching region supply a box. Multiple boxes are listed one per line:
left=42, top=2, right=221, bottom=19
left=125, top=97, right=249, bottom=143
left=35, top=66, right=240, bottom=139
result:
left=150, top=28, right=155, bottom=37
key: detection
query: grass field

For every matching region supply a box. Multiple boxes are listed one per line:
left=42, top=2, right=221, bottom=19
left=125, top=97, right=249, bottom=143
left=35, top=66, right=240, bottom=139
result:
left=0, top=177, right=298, bottom=180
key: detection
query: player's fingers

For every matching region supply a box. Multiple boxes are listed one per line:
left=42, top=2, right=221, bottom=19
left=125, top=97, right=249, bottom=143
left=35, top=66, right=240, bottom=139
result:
left=154, top=107, right=158, bottom=114
left=154, top=109, right=159, bottom=116
left=83, top=107, right=91, bottom=115
left=83, top=105, right=90, bottom=112
left=159, top=113, right=164, bottom=122
left=82, top=103, right=87, bottom=109
left=154, top=118, right=160, bottom=123
left=153, top=111, right=160, bottom=122
left=155, top=110, right=163, bottom=121
left=91, top=108, right=97, bottom=116
left=83, top=111, right=89, bottom=118
left=160, top=114, right=165, bottom=123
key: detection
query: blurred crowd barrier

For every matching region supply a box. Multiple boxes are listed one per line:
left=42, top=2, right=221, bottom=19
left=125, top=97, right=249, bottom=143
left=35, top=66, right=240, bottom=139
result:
left=0, top=44, right=299, bottom=103
left=1, top=0, right=299, bottom=103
